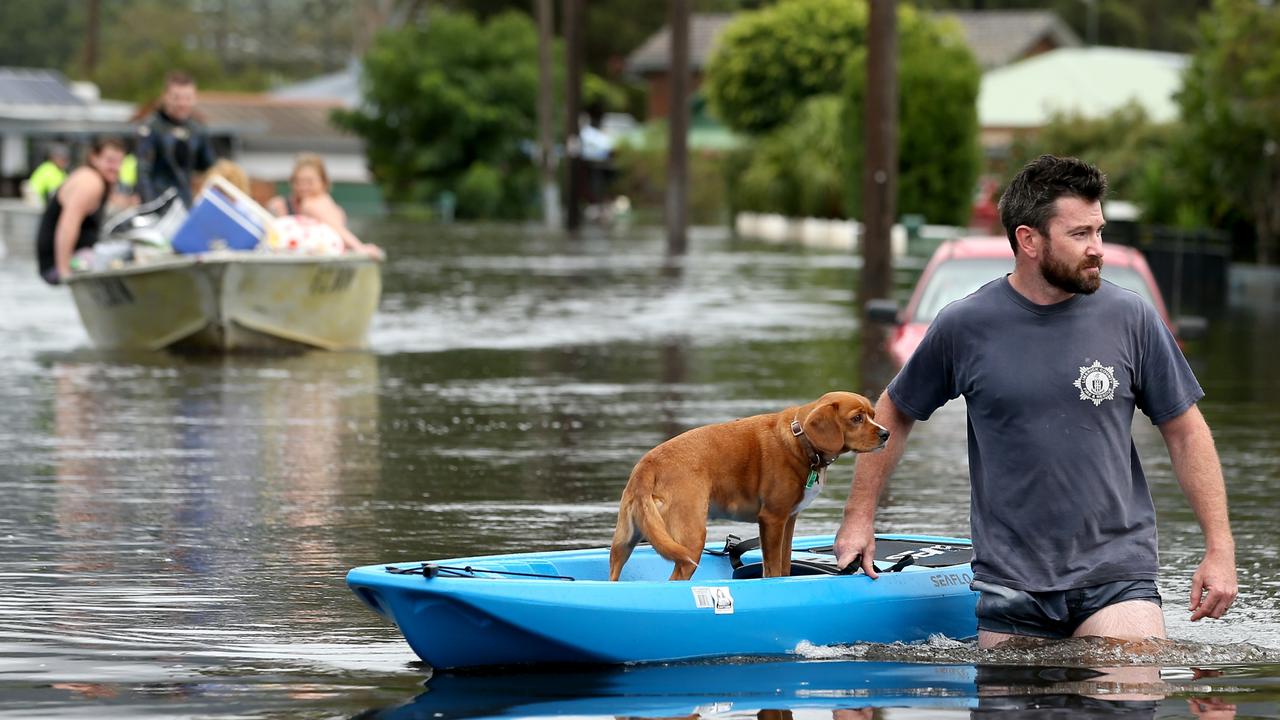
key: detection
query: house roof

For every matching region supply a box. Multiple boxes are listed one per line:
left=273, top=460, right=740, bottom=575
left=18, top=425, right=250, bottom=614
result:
left=135, top=92, right=363, bottom=153
left=979, top=46, right=1189, bottom=128
left=936, top=10, right=1081, bottom=69
left=0, top=67, right=83, bottom=107
left=271, top=60, right=363, bottom=109
left=624, top=14, right=736, bottom=75
left=623, top=10, right=1081, bottom=77
left=186, top=93, right=368, bottom=182
left=0, top=66, right=136, bottom=133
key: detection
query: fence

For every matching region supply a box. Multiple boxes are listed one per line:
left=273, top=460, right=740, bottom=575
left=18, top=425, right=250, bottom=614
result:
left=1105, top=221, right=1230, bottom=317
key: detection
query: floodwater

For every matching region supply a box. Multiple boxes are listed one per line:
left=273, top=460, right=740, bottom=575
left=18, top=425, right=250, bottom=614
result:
left=1, top=219, right=1278, bottom=719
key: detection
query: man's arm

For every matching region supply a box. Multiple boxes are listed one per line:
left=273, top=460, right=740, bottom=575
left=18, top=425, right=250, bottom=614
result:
left=1158, top=404, right=1238, bottom=621
left=135, top=126, right=158, bottom=202
left=196, top=127, right=217, bottom=172
left=300, top=196, right=384, bottom=259
left=835, top=390, right=916, bottom=577
left=51, top=174, right=99, bottom=279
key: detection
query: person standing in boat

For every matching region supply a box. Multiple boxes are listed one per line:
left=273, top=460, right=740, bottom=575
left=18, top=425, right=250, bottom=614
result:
left=835, top=154, right=1238, bottom=647
left=35, top=137, right=127, bottom=285
left=135, top=71, right=217, bottom=207
left=266, top=153, right=383, bottom=259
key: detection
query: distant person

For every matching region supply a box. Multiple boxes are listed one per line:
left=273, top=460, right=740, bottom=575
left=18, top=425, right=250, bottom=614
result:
left=201, top=158, right=251, bottom=196
left=117, top=151, right=138, bottom=197
left=28, top=143, right=70, bottom=204
left=266, top=153, right=383, bottom=259
left=35, top=137, right=126, bottom=284
left=136, top=71, right=217, bottom=207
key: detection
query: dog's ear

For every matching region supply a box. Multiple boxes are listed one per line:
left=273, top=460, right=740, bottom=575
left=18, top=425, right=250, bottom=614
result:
left=802, top=402, right=845, bottom=455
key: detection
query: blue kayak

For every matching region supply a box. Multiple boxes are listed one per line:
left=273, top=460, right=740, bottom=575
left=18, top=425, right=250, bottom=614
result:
left=376, top=660, right=980, bottom=717
left=346, top=533, right=978, bottom=670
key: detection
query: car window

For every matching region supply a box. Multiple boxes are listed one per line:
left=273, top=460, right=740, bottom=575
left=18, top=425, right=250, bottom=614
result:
left=913, top=259, right=1011, bottom=322
left=1104, top=266, right=1156, bottom=305
left=912, top=259, right=1158, bottom=323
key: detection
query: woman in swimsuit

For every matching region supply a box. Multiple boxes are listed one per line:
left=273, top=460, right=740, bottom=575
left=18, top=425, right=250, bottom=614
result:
left=267, top=153, right=384, bottom=260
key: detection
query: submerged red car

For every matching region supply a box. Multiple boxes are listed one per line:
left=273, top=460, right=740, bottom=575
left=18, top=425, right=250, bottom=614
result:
left=866, top=236, right=1197, bottom=367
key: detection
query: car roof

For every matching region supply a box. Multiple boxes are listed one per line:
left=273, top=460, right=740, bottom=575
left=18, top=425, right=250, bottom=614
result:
left=916, top=235, right=1170, bottom=324
left=934, top=236, right=1146, bottom=268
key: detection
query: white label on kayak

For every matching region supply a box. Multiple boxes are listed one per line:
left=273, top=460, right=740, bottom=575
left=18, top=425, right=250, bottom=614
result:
left=885, top=544, right=956, bottom=561
left=692, top=586, right=734, bottom=614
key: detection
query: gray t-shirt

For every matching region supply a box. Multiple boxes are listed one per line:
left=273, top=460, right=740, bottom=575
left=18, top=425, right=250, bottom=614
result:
left=887, top=276, right=1203, bottom=591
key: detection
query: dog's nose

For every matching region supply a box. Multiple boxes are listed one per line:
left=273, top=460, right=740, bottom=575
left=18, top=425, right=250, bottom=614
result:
left=878, top=428, right=890, bottom=443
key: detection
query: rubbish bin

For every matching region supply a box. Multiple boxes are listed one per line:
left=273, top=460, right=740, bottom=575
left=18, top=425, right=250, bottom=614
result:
left=901, top=214, right=930, bottom=256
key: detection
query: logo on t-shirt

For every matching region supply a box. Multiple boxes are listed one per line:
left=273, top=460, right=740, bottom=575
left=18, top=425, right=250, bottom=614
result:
left=1074, top=360, right=1118, bottom=406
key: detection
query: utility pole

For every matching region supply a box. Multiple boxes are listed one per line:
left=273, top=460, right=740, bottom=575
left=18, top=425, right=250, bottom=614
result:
left=83, top=0, right=100, bottom=78
left=859, top=0, right=897, bottom=309
left=666, top=0, right=690, bottom=254
left=1081, top=0, right=1099, bottom=45
left=535, top=0, right=561, bottom=229
left=562, top=0, right=584, bottom=232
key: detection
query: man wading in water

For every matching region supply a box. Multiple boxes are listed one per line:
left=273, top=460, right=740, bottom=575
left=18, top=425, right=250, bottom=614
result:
left=835, top=154, right=1237, bottom=647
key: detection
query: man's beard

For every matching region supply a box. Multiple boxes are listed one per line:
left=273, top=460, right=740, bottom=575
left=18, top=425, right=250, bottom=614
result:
left=1040, top=240, right=1103, bottom=295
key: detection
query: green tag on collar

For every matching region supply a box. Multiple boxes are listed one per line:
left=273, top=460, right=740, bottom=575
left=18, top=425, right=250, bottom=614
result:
left=805, top=469, right=819, bottom=488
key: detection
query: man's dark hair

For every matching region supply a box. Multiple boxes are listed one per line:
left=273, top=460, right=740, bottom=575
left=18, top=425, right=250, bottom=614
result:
left=90, top=136, right=127, bottom=155
left=164, top=70, right=195, bottom=88
left=998, top=155, right=1107, bottom=252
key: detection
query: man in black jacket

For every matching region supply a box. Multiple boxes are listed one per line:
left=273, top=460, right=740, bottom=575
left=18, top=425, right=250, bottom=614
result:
left=136, top=71, right=217, bottom=207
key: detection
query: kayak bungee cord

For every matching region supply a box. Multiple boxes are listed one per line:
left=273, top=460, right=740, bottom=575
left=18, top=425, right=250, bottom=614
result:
left=385, top=563, right=575, bottom=581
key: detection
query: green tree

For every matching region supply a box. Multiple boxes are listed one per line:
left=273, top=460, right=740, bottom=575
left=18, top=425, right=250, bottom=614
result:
left=333, top=9, right=543, bottom=217
left=612, top=126, right=733, bottom=224
left=1004, top=103, right=1193, bottom=225
left=88, top=1, right=241, bottom=105
left=844, top=9, right=981, bottom=226
left=714, top=2, right=981, bottom=225
left=730, top=95, right=847, bottom=218
left=0, top=1, right=84, bottom=70
left=703, top=0, right=869, bottom=135
left=1, top=0, right=354, bottom=98
left=1176, top=0, right=1280, bottom=264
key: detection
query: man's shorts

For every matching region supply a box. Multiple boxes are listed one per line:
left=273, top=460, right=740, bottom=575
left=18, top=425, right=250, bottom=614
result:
left=971, top=578, right=1162, bottom=638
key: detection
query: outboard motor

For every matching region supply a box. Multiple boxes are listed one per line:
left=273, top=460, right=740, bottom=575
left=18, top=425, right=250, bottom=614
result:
left=103, top=188, right=188, bottom=246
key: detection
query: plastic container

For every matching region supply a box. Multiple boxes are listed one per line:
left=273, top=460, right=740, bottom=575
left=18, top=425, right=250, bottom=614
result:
left=171, top=177, right=272, bottom=254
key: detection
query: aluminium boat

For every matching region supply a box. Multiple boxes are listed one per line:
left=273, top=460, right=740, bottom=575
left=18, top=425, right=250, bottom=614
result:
left=65, top=251, right=381, bottom=352
left=63, top=186, right=381, bottom=353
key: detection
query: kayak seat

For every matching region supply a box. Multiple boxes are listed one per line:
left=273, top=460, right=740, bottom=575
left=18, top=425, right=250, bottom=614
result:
left=724, top=537, right=973, bottom=579
left=731, top=557, right=846, bottom=579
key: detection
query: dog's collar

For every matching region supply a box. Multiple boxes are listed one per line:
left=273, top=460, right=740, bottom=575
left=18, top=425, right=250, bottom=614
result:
left=791, top=418, right=840, bottom=469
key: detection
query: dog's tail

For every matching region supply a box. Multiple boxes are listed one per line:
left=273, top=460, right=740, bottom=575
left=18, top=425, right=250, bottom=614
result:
left=632, top=491, right=699, bottom=571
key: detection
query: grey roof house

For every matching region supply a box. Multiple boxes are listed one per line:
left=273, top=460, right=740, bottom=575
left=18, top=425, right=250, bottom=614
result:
left=0, top=67, right=134, bottom=188
left=624, top=10, right=1082, bottom=122
left=936, top=10, right=1082, bottom=69
left=271, top=59, right=364, bottom=110
left=624, top=14, right=735, bottom=121
left=184, top=91, right=370, bottom=185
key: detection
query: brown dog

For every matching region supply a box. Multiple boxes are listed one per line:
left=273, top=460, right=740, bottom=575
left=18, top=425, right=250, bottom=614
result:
left=608, top=391, right=889, bottom=581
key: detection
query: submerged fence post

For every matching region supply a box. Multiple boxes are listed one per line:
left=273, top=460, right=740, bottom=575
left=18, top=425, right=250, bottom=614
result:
left=536, top=0, right=561, bottom=230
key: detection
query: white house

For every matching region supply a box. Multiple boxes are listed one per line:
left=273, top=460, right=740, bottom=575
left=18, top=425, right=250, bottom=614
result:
left=978, top=46, right=1190, bottom=152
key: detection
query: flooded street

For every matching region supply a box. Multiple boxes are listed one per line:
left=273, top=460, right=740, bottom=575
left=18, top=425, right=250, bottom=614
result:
left=2, top=220, right=1279, bottom=718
